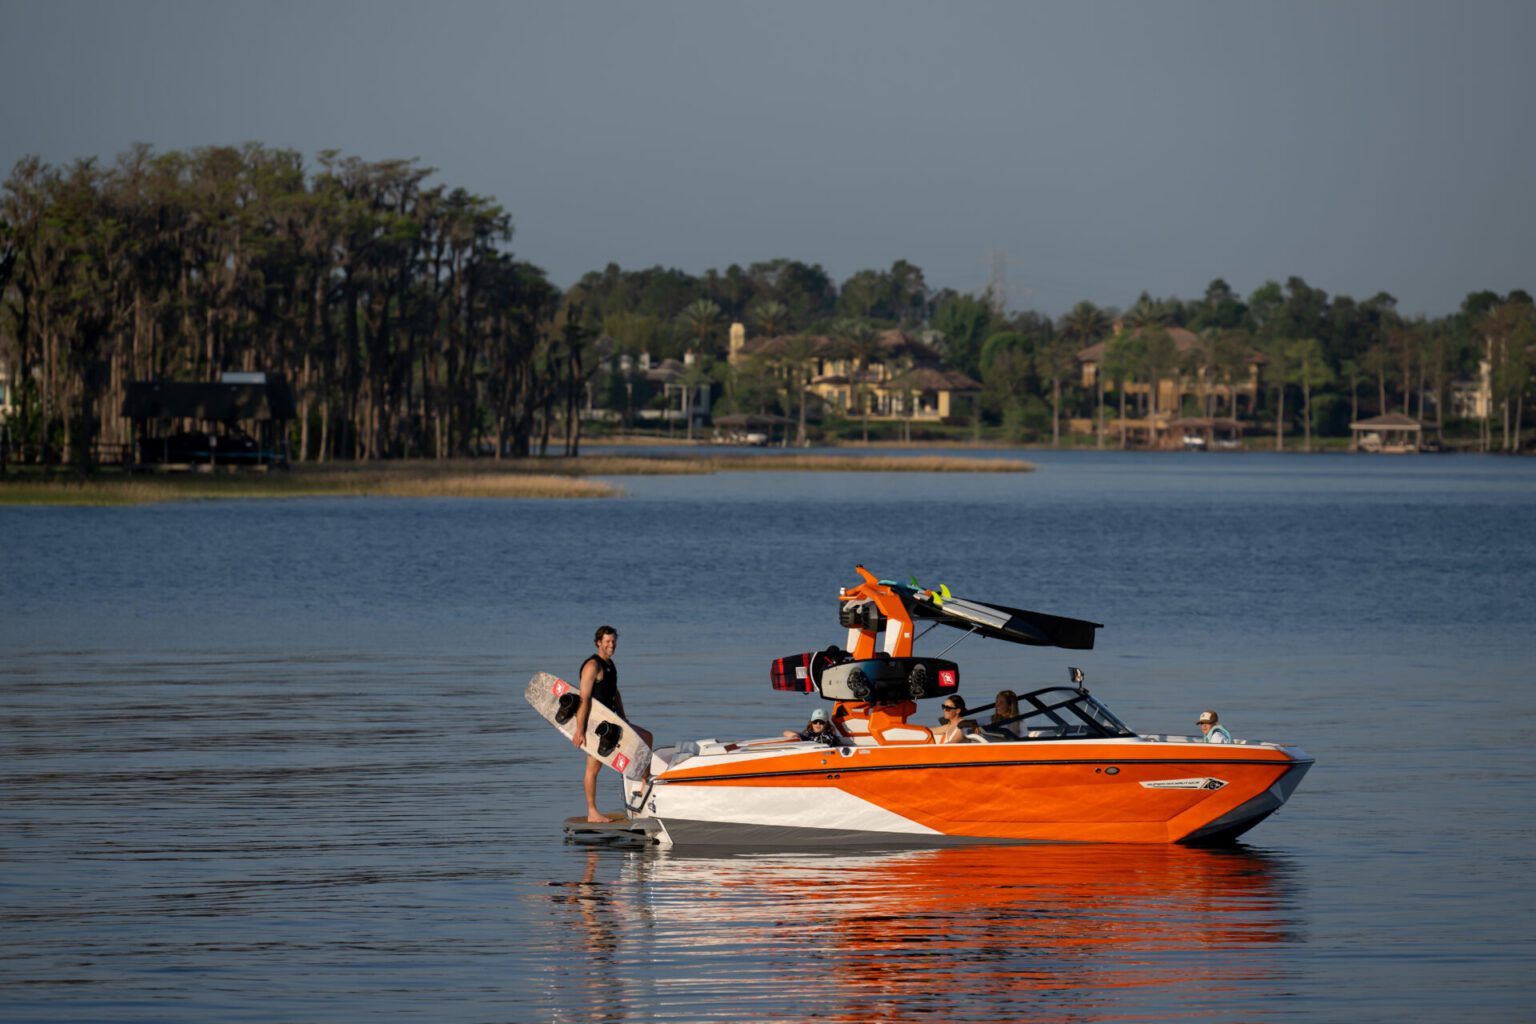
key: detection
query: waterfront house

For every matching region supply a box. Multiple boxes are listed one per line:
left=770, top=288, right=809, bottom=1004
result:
left=1075, top=326, right=1263, bottom=447
left=727, top=323, right=981, bottom=424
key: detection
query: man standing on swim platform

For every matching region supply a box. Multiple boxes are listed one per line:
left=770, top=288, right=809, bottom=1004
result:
left=573, top=626, right=652, bottom=823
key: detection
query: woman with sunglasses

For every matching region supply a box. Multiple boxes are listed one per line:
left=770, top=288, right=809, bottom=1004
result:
left=936, top=697, right=974, bottom=744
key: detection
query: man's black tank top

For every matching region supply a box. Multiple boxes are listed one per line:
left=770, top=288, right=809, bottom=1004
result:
left=581, top=655, right=624, bottom=718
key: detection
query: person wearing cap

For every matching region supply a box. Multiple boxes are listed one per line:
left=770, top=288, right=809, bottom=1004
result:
left=1197, top=709, right=1232, bottom=743
left=783, top=707, right=841, bottom=747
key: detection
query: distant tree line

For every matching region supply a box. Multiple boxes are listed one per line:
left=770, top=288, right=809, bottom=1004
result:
left=574, top=267, right=1533, bottom=454
left=0, top=144, right=566, bottom=468
left=1, top=144, right=1532, bottom=468
left=959, top=281, right=1535, bottom=452
left=553, top=263, right=1535, bottom=453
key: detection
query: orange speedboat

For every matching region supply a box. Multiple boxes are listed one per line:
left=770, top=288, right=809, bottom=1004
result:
left=614, top=567, right=1312, bottom=847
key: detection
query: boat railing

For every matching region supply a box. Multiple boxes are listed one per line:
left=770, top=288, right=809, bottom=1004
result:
left=1143, top=733, right=1285, bottom=748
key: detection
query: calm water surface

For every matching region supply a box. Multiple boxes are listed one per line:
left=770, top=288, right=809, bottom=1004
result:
left=3, top=451, right=1534, bottom=1022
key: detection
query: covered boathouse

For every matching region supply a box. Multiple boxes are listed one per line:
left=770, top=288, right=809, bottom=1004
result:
left=121, top=372, right=295, bottom=469
left=1349, top=412, right=1432, bottom=453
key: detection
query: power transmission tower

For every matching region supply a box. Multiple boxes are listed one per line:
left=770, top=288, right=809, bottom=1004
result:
left=989, top=249, right=1008, bottom=315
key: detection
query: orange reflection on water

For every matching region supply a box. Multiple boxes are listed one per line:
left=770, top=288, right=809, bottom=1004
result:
left=552, top=842, right=1297, bottom=1022
left=821, top=844, right=1293, bottom=1021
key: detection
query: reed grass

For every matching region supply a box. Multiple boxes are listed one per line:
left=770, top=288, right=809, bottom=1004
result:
left=702, top=454, right=1032, bottom=473
left=0, top=452, right=1028, bottom=505
left=445, top=454, right=1031, bottom=475
left=0, top=470, right=619, bottom=506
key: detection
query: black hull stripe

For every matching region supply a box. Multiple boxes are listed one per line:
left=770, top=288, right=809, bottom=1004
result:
left=660, top=757, right=1308, bottom=785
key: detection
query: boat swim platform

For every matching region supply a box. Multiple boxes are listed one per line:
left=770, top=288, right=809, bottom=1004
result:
left=562, top=814, right=661, bottom=845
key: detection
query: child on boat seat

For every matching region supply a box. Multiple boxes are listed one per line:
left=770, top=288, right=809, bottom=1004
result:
left=783, top=708, right=843, bottom=747
left=1197, top=709, right=1232, bottom=743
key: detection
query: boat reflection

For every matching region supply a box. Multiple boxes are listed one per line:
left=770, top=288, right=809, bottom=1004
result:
left=548, top=841, right=1300, bottom=1022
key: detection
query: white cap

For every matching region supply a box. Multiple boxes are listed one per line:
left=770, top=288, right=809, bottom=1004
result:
left=809, top=708, right=830, bottom=723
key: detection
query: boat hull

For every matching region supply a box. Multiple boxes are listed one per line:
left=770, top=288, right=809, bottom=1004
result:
left=637, top=739, right=1312, bottom=846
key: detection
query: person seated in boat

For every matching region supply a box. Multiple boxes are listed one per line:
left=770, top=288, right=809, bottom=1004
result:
left=1197, top=709, right=1232, bottom=743
left=935, top=697, right=975, bottom=744
left=782, top=707, right=842, bottom=747
left=989, top=690, right=1022, bottom=737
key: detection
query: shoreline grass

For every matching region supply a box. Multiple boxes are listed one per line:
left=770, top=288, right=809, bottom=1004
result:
left=506, top=453, right=1033, bottom=474
left=0, top=470, right=622, bottom=506
left=0, top=452, right=1032, bottom=506
left=700, top=454, right=1031, bottom=473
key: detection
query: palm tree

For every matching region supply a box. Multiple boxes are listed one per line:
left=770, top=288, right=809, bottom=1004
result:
left=1360, top=343, right=1390, bottom=417
left=676, top=356, right=714, bottom=442
left=749, top=299, right=791, bottom=338
left=886, top=352, right=918, bottom=443
left=832, top=317, right=881, bottom=441
left=1339, top=357, right=1363, bottom=427
left=1035, top=335, right=1078, bottom=447
left=1285, top=337, right=1333, bottom=452
left=777, top=334, right=821, bottom=447
left=1103, top=330, right=1141, bottom=449
left=1123, top=294, right=1173, bottom=331
left=1420, top=320, right=1454, bottom=432
left=1261, top=334, right=1293, bottom=451
left=1059, top=300, right=1111, bottom=343
left=1213, top=329, right=1255, bottom=421
left=1191, top=329, right=1219, bottom=418
left=1482, top=301, right=1536, bottom=452
left=1139, top=327, right=1179, bottom=423
left=1057, top=301, right=1110, bottom=447
left=676, top=298, right=722, bottom=354
left=1123, top=297, right=1189, bottom=440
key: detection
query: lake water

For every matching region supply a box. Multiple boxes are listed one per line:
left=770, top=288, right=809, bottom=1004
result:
left=3, top=450, right=1533, bottom=1022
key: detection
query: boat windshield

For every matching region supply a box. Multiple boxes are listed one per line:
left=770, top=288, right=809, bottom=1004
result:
left=986, top=686, right=1136, bottom=739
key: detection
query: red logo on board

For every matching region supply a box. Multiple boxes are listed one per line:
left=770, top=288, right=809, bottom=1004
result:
left=612, top=753, right=630, bottom=772
left=939, top=669, right=957, bottom=688
left=552, top=678, right=571, bottom=696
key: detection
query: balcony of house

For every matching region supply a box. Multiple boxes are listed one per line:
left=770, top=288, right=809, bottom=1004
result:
left=1106, top=376, right=1257, bottom=415
left=862, top=367, right=981, bottom=423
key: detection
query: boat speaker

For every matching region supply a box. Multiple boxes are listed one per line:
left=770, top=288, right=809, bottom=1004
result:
left=595, top=721, right=622, bottom=757
left=838, top=600, right=885, bottom=631
left=555, top=692, right=581, bottom=724
left=907, top=663, right=929, bottom=698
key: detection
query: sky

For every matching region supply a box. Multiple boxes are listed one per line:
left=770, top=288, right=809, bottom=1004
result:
left=2, top=0, right=1531, bottom=318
